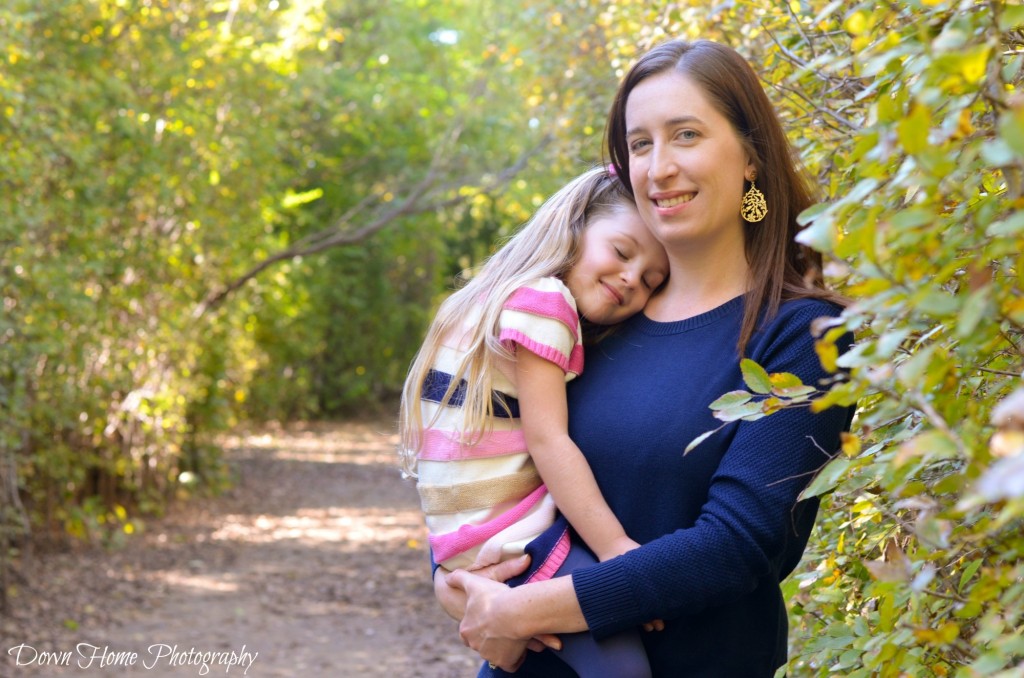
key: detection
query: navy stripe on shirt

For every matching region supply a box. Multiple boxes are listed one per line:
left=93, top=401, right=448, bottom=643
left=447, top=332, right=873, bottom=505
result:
left=422, top=368, right=520, bottom=419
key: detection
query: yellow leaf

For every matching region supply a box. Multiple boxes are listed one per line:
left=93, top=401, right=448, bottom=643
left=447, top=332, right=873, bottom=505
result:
left=762, top=397, right=785, bottom=415
left=841, top=432, right=861, bottom=457
left=769, top=372, right=802, bottom=389
left=961, top=46, right=990, bottom=84
left=843, top=11, right=868, bottom=35
left=815, top=339, right=838, bottom=372
left=897, top=103, right=931, bottom=154
left=956, top=109, right=975, bottom=138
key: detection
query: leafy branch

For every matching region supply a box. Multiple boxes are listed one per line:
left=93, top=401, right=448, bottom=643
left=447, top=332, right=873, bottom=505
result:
left=192, top=130, right=553, bottom=319
left=684, top=358, right=828, bottom=454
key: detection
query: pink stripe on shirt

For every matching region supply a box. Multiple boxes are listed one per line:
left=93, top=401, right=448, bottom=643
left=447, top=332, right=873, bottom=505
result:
left=417, top=428, right=528, bottom=461
left=503, top=287, right=580, bottom=338
left=500, top=329, right=569, bottom=374
left=501, top=330, right=584, bottom=376
left=429, top=484, right=548, bottom=564
left=525, top=526, right=571, bottom=584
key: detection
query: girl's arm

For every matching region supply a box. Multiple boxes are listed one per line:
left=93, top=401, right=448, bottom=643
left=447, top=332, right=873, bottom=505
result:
left=515, top=347, right=638, bottom=561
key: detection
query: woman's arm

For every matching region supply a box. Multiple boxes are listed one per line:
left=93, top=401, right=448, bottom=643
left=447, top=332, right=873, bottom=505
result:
left=515, top=347, right=638, bottom=561
left=569, top=303, right=856, bottom=639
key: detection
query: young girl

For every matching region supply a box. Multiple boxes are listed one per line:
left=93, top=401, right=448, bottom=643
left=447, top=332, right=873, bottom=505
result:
left=399, top=166, right=668, bottom=677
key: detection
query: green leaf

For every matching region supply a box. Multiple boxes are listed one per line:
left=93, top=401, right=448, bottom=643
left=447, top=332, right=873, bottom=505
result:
left=799, top=457, right=852, bottom=500
left=713, top=400, right=766, bottom=422
left=773, top=384, right=816, bottom=398
left=999, top=4, right=1024, bottom=31
left=709, top=390, right=753, bottom=409
left=986, top=211, right=1024, bottom=237
left=795, top=204, right=837, bottom=252
left=958, top=558, right=983, bottom=594
left=999, top=106, right=1024, bottom=157
left=740, top=359, right=773, bottom=394
left=797, top=201, right=830, bottom=226
left=956, top=286, right=991, bottom=338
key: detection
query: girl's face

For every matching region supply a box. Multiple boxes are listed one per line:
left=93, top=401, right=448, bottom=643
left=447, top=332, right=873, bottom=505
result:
left=565, top=204, right=668, bottom=325
left=624, top=71, right=754, bottom=252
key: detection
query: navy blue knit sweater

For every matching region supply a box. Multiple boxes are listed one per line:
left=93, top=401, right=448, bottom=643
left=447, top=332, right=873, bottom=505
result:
left=503, top=295, right=854, bottom=678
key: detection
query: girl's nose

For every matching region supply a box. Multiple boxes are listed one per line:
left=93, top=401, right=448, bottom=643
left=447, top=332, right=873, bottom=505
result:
left=620, top=267, right=638, bottom=289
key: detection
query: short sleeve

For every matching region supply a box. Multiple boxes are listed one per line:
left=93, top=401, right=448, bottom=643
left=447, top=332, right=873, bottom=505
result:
left=499, top=277, right=584, bottom=378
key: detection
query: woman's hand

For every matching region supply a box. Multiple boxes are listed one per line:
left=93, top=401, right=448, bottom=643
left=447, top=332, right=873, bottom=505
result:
left=433, top=555, right=530, bottom=621
left=446, top=568, right=534, bottom=671
left=434, top=556, right=562, bottom=658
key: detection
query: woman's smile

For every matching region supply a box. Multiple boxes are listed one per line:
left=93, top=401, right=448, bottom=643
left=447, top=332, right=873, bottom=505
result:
left=652, top=191, right=696, bottom=212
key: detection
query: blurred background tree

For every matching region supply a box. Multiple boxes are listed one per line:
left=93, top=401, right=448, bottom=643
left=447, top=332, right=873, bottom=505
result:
left=2, top=0, right=1022, bottom=674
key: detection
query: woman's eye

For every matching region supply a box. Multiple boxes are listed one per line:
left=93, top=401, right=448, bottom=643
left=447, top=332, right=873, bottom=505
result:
left=678, top=130, right=698, bottom=141
left=614, top=247, right=627, bottom=260
left=628, top=139, right=650, bottom=153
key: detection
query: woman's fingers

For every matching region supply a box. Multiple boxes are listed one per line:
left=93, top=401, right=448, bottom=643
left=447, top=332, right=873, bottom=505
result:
left=643, top=618, right=666, bottom=632
left=528, top=634, right=562, bottom=652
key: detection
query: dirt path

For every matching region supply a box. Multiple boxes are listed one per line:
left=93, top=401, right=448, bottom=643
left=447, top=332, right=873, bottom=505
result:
left=1, top=421, right=482, bottom=677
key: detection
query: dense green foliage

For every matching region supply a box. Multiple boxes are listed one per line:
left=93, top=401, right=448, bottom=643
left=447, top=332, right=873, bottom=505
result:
left=659, top=2, right=1024, bottom=675
left=2, top=0, right=1022, bottom=674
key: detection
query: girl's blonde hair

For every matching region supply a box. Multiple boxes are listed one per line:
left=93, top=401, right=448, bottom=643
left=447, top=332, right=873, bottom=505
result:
left=398, top=166, right=632, bottom=477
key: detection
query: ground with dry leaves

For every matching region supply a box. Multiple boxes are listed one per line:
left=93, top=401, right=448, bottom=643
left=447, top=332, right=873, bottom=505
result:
left=1, top=421, right=482, bottom=677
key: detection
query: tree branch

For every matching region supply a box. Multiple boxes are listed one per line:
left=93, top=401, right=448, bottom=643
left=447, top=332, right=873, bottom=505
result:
left=191, top=133, right=552, bottom=319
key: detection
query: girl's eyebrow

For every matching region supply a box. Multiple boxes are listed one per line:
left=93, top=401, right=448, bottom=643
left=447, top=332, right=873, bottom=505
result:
left=626, top=115, right=704, bottom=138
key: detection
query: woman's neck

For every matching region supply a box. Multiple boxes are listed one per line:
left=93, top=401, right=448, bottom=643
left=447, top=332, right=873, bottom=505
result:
left=644, top=243, right=750, bottom=322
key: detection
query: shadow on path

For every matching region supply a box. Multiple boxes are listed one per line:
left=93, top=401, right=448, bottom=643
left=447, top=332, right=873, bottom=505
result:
left=2, top=421, right=481, bottom=677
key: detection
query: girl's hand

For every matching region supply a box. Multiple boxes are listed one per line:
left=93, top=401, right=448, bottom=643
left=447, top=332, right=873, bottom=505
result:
left=446, top=568, right=540, bottom=671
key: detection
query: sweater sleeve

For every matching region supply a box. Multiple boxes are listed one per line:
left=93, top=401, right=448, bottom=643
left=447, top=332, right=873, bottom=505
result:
left=499, top=277, right=584, bottom=378
left=572, top=302, right=855, bottom=639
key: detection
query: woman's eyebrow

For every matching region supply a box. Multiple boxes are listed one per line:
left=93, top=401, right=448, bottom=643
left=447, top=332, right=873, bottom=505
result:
left=626, top=115, right=704, bottom=137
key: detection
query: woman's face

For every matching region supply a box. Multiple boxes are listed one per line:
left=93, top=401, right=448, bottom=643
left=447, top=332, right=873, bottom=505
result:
left=564, top=204, right=668, bottom=325
left=624, top=71, right=754, bottom=252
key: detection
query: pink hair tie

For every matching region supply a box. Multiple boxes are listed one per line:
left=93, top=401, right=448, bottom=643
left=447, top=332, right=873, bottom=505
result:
left=606, top=163, right=617, bottom=177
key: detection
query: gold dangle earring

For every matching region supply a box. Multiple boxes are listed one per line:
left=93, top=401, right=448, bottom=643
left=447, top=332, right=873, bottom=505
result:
left=741, top=172, right=767, bottom=223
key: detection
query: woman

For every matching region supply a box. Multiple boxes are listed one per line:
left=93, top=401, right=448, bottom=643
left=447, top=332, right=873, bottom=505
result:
left=440, top=39, right=855, bottom=677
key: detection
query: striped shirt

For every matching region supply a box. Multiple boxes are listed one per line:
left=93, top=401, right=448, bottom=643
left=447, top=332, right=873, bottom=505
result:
left=415, top=277, right=583, bottom=571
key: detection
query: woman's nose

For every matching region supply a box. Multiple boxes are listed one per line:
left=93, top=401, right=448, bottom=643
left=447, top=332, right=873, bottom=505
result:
left=649, top=144, right=678, bottom=182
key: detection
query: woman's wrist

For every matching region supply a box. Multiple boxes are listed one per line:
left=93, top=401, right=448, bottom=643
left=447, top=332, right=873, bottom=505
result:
left=506, top=574, right=588, bottom=638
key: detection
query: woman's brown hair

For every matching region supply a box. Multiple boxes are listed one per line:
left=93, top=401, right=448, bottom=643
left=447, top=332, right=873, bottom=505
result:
left=606, top=39, right=842, bottom=355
